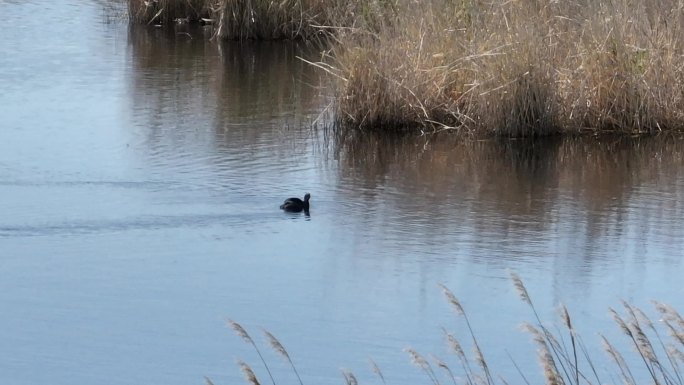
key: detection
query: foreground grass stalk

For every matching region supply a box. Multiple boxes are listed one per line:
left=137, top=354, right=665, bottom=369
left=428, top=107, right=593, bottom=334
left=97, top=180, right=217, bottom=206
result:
left=221, top=275, right=684, bottom=385
left=440, top=283, right=494, bottom=385
left=262, top=330, right=304, bottom=385
left=227, top=320, right=276, bottom=385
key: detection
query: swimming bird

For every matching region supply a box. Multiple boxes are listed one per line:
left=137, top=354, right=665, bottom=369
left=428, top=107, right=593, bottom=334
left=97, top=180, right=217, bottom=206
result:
left=280, top=193, right=310, bottom=213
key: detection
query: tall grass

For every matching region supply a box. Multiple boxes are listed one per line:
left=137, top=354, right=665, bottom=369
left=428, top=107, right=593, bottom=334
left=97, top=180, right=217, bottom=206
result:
left=215, top=0, right=396, bottom=41
left=220, top=273, right=684, bottom=385
left=216, top=0, right=328, bottom=40
left=128, top=0, right=218, bottom=25
left=327, top=0, right=684, bottom=135
left=128, top=0, right=397, bottom=40
left=127, top=0, right=684, bottom=135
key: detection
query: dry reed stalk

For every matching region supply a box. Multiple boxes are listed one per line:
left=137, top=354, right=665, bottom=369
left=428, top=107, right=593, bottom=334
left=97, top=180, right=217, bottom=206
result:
left=238, top=360, right=261, bottom=385
left=433, top=355, right=458, bottom=385
left=369, top=358, right=386, bottom=384
left=263, top=329, right=304, bottom=385
left=512, top=273, right=595, bottom=385
left=341, top=369, right=358, bottom=385
left=670, top=347, right=684, bottom=365
left=560, top=305, right=579, bottom=385
left=505, top=350, right=531, bottom=385
left=439, top=283, right=465, bottom=316
left=510, top=271, right=532, bottom=307
left=602, top=335, right=637, bottom=385
left=444, top=329, right=466, bottom=361
left=128, top=0, right=218, bottom=25
left=654, top=301, right=684, bottom=332
left=227, top=320, right=276, bottom=385
left=405, top=348, right=440, bottom=385
left=443, top=328, right=475, bottom=385
left=439, top=284, right=493, bottom=385
left=215, top=0, right=359, bottom=41
left=610, top=308, right=663, bottom=382
left=521, top=323, right=562, bottom=385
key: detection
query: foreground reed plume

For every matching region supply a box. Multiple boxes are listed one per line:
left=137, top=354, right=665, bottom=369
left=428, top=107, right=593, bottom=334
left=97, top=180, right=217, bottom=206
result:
left=218, top=274, right=684, bottom=385
left=226, top=319, right=276, bottom=385
left=263, top=329, right=303, bottom=385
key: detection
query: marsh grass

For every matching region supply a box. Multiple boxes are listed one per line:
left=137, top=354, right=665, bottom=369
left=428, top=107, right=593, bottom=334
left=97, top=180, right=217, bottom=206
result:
left=216, top=0, right=327, bottom=40
left=327, top=0, right=684, bottom=135
left=128, top=0, right=399, bottom=41
left=127, top=0, right=684, bottom=134
left=128, top=0, right=218, bottom=25
left=215, top=0, right=398, bottom=41
left=221, top=272, right=684, bottom=385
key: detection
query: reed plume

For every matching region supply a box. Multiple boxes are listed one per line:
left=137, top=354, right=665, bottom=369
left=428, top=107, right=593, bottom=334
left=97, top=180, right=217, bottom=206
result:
left=342, top=369, right=358, bottom=385
left=227, top=320, right=276, bottom=385
left=369, top=358, right=386, bottom=384
left=238, top=360, right=261, bottom=385
left=263, top=329, right=304, bottom=385
left=405, top=348, right=440, bottom=385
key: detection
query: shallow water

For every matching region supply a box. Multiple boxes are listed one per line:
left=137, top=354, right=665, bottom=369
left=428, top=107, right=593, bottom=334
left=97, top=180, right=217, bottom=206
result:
left=1, top=2, right=684, bottom=384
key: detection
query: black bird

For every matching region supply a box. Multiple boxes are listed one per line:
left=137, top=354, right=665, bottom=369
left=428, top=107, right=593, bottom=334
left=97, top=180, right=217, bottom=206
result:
left=280, top=193, right=310, bottom=213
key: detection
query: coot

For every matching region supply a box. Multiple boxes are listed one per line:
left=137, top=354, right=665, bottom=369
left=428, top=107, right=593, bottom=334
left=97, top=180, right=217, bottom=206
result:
left=280, top=193, right=310, bottom=212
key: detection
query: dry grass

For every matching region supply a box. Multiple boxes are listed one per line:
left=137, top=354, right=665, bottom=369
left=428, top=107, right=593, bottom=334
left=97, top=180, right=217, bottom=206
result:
left=128, top=0, right=218, bottom=25
left=219, top=273, right=684, bottom=385
left=126, top=0, right=684, bottom=135
left=128, top=0, right=397, bottom=41
left=215, top=0, right=395, bottom=41
left=216, top=0, right=328, bottom=40
left=327, top=0, right=684, bottom=135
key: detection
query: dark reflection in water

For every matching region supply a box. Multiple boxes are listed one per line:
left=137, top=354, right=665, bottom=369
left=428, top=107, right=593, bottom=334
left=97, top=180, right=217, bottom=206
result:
left=333, top=132, right=684, bottom=265
left=125, top=25, right=327, bottom=196
left=1, top=3, right=684, bottom=385
left=128, top=24, right=324, bottom=125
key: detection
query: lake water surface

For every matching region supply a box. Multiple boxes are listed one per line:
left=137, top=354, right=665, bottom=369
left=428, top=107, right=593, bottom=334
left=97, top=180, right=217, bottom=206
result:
left=1, top=2, right=684, bottom=385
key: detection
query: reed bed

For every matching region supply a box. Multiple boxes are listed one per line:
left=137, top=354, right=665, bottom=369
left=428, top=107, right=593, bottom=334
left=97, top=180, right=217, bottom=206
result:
left=127, top=0, right=684, bottom=135
left=128, top=0, right=397, bottom=40
left=215, top=0, right=396, bottom=41
left=128, top=0, right=218, bottom=25
left=327, top=0, right=684, bottom=135
left=216, top=0, right=330, bottom=40
left=221, top=273, right=684, bottom=385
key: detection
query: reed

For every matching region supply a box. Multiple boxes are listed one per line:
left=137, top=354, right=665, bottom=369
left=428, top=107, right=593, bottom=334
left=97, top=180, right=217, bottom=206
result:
left=216, top=0, right=323, bottom=40
left=327, top=0, right=684, bottom=135
left=127, top=0, right=218, bottom=25
left=220, top=273, right=684, bottom=385
left=215, top=0, right=395, bottom=41
left=126, top=0, right=684, bottom=134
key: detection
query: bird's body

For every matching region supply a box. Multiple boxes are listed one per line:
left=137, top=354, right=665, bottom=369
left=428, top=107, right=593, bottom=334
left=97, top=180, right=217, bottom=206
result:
left=280, top=193, right=310, bottom=213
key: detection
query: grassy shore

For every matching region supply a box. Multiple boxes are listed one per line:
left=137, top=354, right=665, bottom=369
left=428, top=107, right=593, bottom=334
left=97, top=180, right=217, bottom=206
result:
left=327, top=0, right=684, bottom=135
left=222, top=273, right=684, bottom=385
left=127, top=0, right=684, bottom=136
left=127, top=0, right=217, bottom=25
left=127, top=0, right=392, bottom=40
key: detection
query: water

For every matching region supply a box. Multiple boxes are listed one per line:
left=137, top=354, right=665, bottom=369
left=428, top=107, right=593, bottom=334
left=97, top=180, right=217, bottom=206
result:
left=1, top=2, right=684, bottom=384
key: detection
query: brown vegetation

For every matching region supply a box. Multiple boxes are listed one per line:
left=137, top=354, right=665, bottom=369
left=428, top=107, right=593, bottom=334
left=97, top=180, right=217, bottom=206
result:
left=127, top=0, right=217, bottom=25
left=127, top=0, right=684, bottom=136
left=328, top=0, right=684, bottom=135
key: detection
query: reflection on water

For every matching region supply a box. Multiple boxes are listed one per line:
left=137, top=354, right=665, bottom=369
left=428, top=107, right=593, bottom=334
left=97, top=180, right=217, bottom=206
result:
left=333, top=132, right=684, bottom=263
left=1, top=2, right=683, bottom=385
